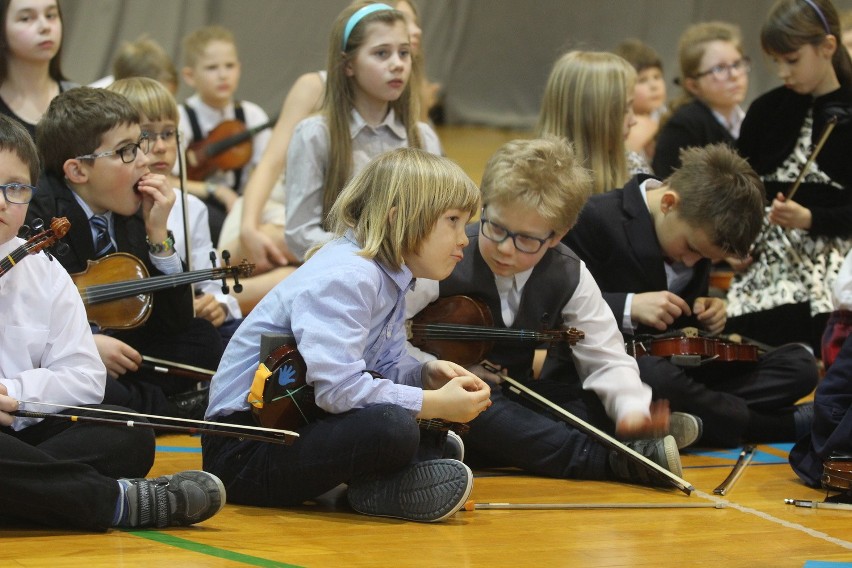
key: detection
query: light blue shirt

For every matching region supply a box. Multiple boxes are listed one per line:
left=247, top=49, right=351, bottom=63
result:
left=206, top=231, right=425, bottom=419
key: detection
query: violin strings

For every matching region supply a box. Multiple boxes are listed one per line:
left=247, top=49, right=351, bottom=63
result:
left=83, top=267, right=224, bottom=303
left=409, top=323, right=549, bottom=341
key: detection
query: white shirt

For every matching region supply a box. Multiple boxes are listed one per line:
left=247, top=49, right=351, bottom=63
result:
left=177, top=94, right=271, bottom=192
left=832, top=249, right=852, bottom=311
left=168, top=188, right=241, bottom=321
left=0, top=237, right=106, bottom=430
left=284, top=109, right=443, bottom=260
left=404, top=265, right=651, bottom=424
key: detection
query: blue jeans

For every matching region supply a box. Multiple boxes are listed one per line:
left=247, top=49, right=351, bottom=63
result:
left=202, top=404, right=439, bottom=507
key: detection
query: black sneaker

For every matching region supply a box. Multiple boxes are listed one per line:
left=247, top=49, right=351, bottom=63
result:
left=609, top=435, right=682, bottom=487
left=117, top=470, right=225, bottom=528
left=347, top=459, right=473, bottom=522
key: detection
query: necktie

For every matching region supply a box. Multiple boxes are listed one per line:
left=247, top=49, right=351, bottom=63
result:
left=90, top=215, right=115, bottom=257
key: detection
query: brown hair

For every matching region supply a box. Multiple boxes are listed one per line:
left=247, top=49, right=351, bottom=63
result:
left=0, top=114, right=39, bottom=184
left=667, top=144, right=765, bottom=257
left=182, top=25, right=236, bottom=68
left=113, top=36, right=178, bottom=93
left=614, top=38, right=663, bottom=73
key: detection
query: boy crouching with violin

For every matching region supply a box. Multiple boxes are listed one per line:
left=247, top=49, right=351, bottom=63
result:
left=563, top=144, right=819, bottom=448
left=27, top=87, right=223, bottom=420
left=406, top=136, right=689, bottom=487
left=0, top=114, right=224, bottom=530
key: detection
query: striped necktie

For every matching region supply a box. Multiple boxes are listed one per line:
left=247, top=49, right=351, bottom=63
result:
left=90, top=215, right=115, bottom=257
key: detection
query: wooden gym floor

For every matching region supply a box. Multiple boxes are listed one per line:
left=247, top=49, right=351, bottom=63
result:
left=4, top=127, right=851, bottom=567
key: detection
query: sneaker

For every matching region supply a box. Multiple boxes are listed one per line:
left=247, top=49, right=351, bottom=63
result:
left=347, top=459, right=473, bottom=522
left=793, top=402, right=814, bottom=441
left=442, top=430, right=465, bottom=461
left=609, top=435, right=683, bottom=487
left=116, top=470, right=225, bottom=528
left=669, top=412, right=703, bottom=450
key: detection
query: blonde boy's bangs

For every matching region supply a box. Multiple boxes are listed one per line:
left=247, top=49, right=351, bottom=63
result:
left=107, top=77, right=178, bottom=124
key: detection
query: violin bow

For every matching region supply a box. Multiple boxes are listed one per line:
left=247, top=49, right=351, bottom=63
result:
left=483, top=364, right=694, bottom=496
left=786, top=115, right=837, bottom=202
left=714, top=444, right=755, bottom=496
left=175, top=128, right=193, bottom=271
left=141, top=355, right=215, bottom=381
left=13, top=401, right=298, bottom=445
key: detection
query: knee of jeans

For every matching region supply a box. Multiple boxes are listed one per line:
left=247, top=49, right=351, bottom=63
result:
left=363, top=404, right=420, bottom=454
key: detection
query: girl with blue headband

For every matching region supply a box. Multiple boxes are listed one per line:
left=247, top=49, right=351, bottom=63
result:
left=726, top=0, right=852, bottom=357
left=281, top=1, right=442, bottom=262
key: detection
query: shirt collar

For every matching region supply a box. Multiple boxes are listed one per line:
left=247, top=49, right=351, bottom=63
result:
left=350, top=107, right=407, bottom=140
left=494, top=268, right=534, bottom=294
left=343, top=229, right=413, bottom=292
left=70, top=188, right=113, bottom=224
left=711, top=105, right=745, bottom=139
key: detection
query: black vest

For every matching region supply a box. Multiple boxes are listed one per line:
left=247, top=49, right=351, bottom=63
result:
left=438, top=225, right=581, bottom=380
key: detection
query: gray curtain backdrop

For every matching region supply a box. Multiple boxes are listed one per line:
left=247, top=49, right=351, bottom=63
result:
left=60, top=0, right=852, bottom=129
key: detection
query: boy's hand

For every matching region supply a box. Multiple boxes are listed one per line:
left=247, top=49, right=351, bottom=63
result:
left=466, top=359, right=505, bottom=384
left=419, top=361, right=492, bottom=423
left=193, top=293, right=227, bottom=328
left=693, top=297, right=727, bottom=335
left=0, top=383, right=18, bottom=427
left=631, top=291, right=691, bottom=331
left=616, top=399, right=670, bottom=439
left=137, top=172, right=174, bottom=240
left=93, top=335, right=142, bottom=379
left=769, top=192, right=812, bottom=230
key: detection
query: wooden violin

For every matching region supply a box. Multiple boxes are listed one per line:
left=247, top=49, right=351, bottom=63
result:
left=407, top=295, right=584, bottom=367
left=627, top=333, right=759, bottom=366
left=0, top=217, right=69, bottom=278
left=185, top=115, right=278, bottom=181
left=822, top=457, right=852, bottom=496
left=247, top=340, right=469, bottom=434
left=71, top=252, right=254, bottom=330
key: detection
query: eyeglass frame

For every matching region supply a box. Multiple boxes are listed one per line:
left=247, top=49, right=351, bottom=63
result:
left=75, top=134, right=153, bottom=164
left=479, top=208, right=555, bottom=254
left=693, top=56, right=751, bottom=81
left=0, top=182, right=37, bottom=204
left=140, top=128, right=177, bottom=143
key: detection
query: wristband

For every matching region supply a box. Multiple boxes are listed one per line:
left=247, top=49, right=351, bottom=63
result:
left=146, top=230, right=175, bottom=254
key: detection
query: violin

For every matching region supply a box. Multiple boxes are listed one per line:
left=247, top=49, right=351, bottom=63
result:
left=0, top=217, right=69, bottom=278
left=626, top=332, right=759, bottom=366
left=248, top=340, right=468, bottom=434
left=71, top=252, right=254, bottom=330
left=407, top=295, right=584, bottom=367
left=822, top=457, right=852, bottom=496
left=185, top=114, right=278, bottom=181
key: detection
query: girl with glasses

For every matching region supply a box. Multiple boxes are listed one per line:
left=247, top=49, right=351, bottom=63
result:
left=653, top=22, right=750, bottom=179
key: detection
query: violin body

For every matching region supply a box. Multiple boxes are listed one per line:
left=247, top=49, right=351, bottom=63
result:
left=627, top=335, right=759, bottom=365
left=185, top=115, right=278, bottom=181
left=822, top=457, right=852, bottom=495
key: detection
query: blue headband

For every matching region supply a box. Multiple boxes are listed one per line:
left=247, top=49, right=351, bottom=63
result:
left=343, top=3, right=394, bottom=51
left=802, top=0, right=831, bottom=35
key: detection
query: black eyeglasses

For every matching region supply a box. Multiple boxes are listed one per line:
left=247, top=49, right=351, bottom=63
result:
left=75, top=135, right=153, bottom=164
left=0, top=182, right=36, bottom=204
left=480, top=210, right=554, bottom=254
left=141, top=128, right=177, bottom=143
left=694, top=57, right=751, bottom=81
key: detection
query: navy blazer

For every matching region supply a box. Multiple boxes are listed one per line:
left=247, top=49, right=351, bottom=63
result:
left=563, top=175, right=710, bottom=336
left=652, top=100, right=735, bottom=180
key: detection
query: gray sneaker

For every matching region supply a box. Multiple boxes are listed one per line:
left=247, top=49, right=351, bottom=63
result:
left=609, top=435, right=683, bottom=487
left=348, top=459, right=473, bottom=522
left=670, top=412, right=703, bottom=449
left=117, top=470, right=225, bottom=528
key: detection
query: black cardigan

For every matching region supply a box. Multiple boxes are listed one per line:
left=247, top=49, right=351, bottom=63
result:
left=737, top=86, right=852, bottom=238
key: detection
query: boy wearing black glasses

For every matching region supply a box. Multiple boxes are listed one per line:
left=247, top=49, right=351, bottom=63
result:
left=27, top=87, right=223, bottom=420
left=405, top=136, right=695, bottom=488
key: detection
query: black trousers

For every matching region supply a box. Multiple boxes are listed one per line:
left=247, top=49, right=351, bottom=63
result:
left=638, top=343, right=819, bottom=447
left=102, top=317, right=223, bottom=416
left=0, top=405, right=155, bottom=531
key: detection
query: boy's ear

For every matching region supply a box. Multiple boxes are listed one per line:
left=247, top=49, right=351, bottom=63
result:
left=660, top=190, right=681, bottom=214
left=550, top=227, right=570, bottom=247
left=181, top=66, right=196, bottom=88
left=388, top=205, right=397, bottom=224
left=63, top=158, right=89, bottom=184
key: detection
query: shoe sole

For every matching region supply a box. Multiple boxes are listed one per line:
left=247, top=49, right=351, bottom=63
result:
left=670, top=412, right=703, bottom=450
left=348, top=459, right=473, bottom=523
left=661, top=435, right=683, bottom=479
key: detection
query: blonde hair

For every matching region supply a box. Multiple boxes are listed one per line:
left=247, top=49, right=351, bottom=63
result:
left=106, top=77, right=178, bottom=123
left=182, top=25, right=236, bottom=68
left=314, top=148, right=479, bottom=271
left=112, top=36, right=178, bottom=93
left=481, top=137, right=592, bottom=233
left=537, top=51, right=636, bottom=195
left=320, top=1, right=422, bottom=226
left=671, top=22, right=743, bottom=110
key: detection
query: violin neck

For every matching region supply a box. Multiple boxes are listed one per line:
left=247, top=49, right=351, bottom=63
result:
left=413, top=322, right=552, bottom=342
left=80, top=266, right=232, bottom=305
left=205, top=115, right=279, bottom=158
left=0, top=240, right=44, bottom=278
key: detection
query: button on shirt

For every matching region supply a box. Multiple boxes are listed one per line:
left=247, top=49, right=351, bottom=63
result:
left=284, top=109, right=443, bottom=260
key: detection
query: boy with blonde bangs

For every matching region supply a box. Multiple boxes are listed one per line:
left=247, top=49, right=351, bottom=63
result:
left=27, top=87, right=223, bottom=420
left=564, top=144, right=819, bottom=447
left=179, top=25, right=271, bottom=244
left=406, top=137, right=693, bottom=487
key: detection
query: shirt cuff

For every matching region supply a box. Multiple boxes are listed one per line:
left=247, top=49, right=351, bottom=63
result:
left=622, top=293, right=635, bottom=333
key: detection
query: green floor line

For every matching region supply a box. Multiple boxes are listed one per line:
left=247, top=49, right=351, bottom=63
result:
left=128, top=530, right=304, bottom=568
